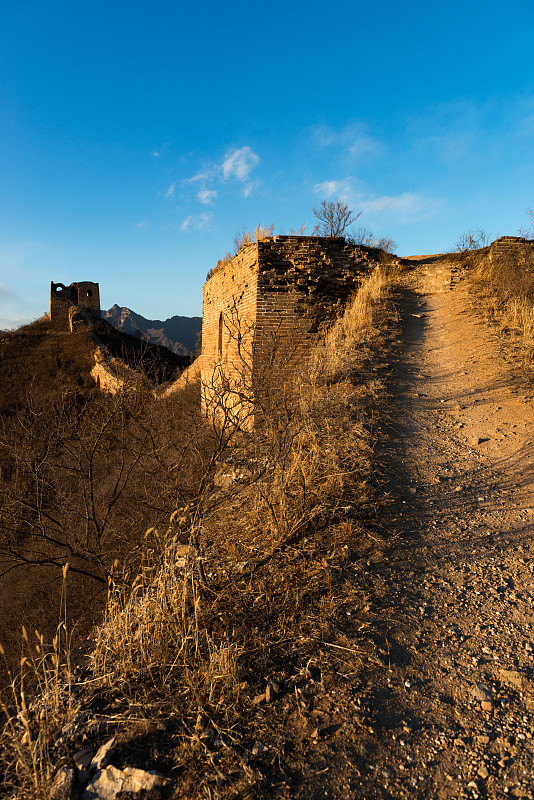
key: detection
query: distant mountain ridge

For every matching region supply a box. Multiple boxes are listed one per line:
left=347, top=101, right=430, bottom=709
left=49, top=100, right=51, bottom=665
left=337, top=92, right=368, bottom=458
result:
left=102, top=305, right=202, bottom=356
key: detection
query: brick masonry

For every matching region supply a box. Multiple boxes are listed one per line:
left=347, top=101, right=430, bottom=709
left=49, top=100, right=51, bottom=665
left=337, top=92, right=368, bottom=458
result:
left=201, top=236, right=379, bottom=423
left=50, top=281, right=101, bottom=323
left=489, top=236, right=534, bottom=263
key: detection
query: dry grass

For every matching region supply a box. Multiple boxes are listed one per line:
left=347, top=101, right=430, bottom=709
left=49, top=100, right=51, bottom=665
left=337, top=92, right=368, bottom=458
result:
left=0, top=566, right=73, bottom=799
left=88, top=266, right=390, bottom=736
left=466, top=243, right=534, bottom=359
left=208, top=225, right=276, bottom=279
left=0, top=266, right=396, bottom=797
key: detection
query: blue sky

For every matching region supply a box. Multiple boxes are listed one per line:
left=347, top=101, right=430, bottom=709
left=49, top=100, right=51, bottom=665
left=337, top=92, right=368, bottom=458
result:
left=1, top=0, right=534, bottom=328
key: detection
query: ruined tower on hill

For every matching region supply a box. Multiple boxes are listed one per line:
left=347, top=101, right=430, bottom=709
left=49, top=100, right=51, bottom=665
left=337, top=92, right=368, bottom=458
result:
left=201, top=235, right=382, bottom=426
left=50, top=281, right=100, bottom=325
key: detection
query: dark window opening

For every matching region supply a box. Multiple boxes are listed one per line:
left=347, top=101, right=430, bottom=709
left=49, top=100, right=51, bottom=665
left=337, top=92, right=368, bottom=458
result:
left=217, top=312, right=223, bottom=358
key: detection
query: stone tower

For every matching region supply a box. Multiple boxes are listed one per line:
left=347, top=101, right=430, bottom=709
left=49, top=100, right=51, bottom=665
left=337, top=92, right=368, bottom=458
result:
left=50, top=281, right=100, bottom=323
left=201, top=235, right=379, bottom=426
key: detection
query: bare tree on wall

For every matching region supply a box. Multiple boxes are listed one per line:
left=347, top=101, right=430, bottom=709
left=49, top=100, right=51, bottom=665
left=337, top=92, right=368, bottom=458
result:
left=312, top=199, right=361, bottom=237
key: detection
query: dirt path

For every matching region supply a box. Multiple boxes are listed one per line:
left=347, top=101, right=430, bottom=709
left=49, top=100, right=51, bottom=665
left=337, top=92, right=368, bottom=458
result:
left=350, top=266, right=534, bottom=799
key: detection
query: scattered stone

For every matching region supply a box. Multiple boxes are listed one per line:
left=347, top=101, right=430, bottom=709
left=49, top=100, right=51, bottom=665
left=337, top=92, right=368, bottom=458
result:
left=91, top=738, right=116, bottom=772
left=481, top=701, right=494, bottom=712
left=253, top=693, right=266, bottom=705
left=83, top=765, right=168, bottom=799
left=477, top=765, right=490, bottom=780
left=472, top=684, right=492, bottom=703
left=74, top=747, right=94, bottom=771
left=251, top=741, right=268, bottom=757
left=50, top=767, right=76, bottom=800
left=499, top=668, right=526, bottom=690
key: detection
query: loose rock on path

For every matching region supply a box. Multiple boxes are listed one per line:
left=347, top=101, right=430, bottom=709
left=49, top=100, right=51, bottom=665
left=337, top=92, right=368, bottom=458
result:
left=351, top=264, right=534, bottom=799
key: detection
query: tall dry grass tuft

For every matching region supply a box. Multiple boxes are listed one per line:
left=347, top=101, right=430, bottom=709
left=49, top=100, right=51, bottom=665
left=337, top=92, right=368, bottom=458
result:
left=0, top=565, right=74, bottom=799
left=466, top=242, right=534, bottom=358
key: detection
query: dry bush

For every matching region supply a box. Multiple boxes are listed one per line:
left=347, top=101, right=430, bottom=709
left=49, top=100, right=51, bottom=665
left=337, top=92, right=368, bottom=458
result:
left=349, top=226, right=397, bottom=255
left=208, top=225, right=277, bottom=280
left=467, top=242, right=534, bottom=357
left=0, top=268, right=394, bottom=797
left=88, top=267, right=390, bottom=733
left=0, top=566, right=73, bottom=799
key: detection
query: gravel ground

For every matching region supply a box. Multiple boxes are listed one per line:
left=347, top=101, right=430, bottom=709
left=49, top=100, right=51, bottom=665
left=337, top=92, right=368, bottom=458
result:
left=348, top=264, right=534, bottom=799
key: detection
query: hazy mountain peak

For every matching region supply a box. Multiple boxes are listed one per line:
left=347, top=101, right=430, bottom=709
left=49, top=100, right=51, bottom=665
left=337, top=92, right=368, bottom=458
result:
left=102, top=306, right=202, bottom=356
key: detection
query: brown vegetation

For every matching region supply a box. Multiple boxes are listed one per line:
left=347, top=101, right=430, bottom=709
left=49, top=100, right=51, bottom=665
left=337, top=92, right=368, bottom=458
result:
left=0, top=266, right=398, bottom=798
left=461, top=237, right=534, bottom=361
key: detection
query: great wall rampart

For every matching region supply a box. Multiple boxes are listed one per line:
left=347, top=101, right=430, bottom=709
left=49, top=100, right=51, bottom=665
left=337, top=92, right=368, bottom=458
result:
left=48, top=235, right=534, bottom=410
left=201, top=235, right=385, bottom=424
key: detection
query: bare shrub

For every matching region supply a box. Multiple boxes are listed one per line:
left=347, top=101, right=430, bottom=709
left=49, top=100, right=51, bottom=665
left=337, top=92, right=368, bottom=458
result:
left=518, top=208, right=534, bottom=240
left=89, top=266, right=389, bottom=729
left=349, top=226, right=397, bottom=255
left=312, top=199, right=361, bottom=237
left=455, top=228, right=490, bottom=253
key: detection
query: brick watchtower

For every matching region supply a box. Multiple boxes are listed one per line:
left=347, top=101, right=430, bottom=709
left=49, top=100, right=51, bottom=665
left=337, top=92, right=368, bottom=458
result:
left=201, top=236, right=379, bottom=426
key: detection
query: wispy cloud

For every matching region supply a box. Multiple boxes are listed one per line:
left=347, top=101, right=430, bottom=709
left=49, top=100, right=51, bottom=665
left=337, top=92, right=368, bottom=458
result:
left=313, top=179, right=439, bottom=224
left=197, top=189, right=217, bottom=205
left=164, top=182, right=176, bottom=199
left=313, top=178, right=355, bottom=202
left=222, top=146, right=260, bottom=181
left=188, top=169, right=215, bottom=184
left=183, top=145, right=260, bottom=206
left=134, top=220, right=148, bottom=230
left=0, top=282, right=33, bottom=330
left=311, top=123, right=385, bottom=163
left=181, top=213, right=212, bottom=232
left=360, top=192, right=434, bottom=222
left=243, top=181, right=258, bottom=198
left=152, top=142, right=170, bottom=158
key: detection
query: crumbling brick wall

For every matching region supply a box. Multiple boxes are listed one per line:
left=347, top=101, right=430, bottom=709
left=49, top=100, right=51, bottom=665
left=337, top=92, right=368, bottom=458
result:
left=489, top=236, right=534, bottom=263
left=50, top=281, right=100, bottom=323
left=201, top=236, right=378, bottom=425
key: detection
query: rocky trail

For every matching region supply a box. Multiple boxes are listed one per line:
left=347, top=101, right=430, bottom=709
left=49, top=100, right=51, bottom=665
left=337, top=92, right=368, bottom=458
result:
left=347, top=263, right=534, bottom=799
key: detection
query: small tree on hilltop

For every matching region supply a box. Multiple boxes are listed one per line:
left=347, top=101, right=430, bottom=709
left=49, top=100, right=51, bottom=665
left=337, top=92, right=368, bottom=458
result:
left=312, top=199, right=361, bottom=238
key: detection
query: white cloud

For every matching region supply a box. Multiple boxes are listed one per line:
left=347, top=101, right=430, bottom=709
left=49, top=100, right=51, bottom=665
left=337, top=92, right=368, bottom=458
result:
left=197, top=189, right=217, bottom=205
left=188, top=169, right=215, bottom=184
left=152, top=142, right=170, bottom=158
left=0, top=314, right=32, bottom=330
left=311, top=123, right=385, bottom=162
left=181, top=213, right=212, bottom=232
left=313, top=180, right=439, bottom=224
left=243, top=181, right=258, bottom=198
left=164, top=182, right=176, bottom=199
left=360, top=192, right=440, bottom=223
left=134, top=220, right=148, bottom=229
left=313, top=178, right=355, bottom=203
left=222, top=146, right=260, bottom=181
